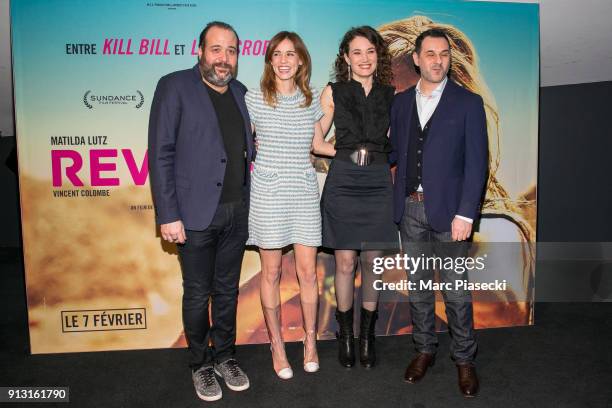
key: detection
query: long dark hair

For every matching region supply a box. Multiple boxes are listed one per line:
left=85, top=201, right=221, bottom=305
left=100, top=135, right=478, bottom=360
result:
left=334, top=26, right=392, bottom=85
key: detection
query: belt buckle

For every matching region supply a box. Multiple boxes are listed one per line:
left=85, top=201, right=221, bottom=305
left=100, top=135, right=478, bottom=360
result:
left=349, top=147, right=372, bottom=166
left=410, top=191, right=424, bottom=202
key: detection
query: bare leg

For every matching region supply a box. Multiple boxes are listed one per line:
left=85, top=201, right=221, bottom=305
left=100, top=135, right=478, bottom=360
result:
left=334, top=249, right=358, bottom=312
left=294, top=244, right=319, bottom=371
left=259, top=248, right=292, bottom=378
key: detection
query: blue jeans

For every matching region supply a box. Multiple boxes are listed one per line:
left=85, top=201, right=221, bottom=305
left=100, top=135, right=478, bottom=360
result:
left=400, top=197, right=477, bottom=364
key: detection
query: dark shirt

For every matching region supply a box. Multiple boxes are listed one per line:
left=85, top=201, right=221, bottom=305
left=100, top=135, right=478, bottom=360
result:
left=204, top=82, right=246, bottom=204
left=329, top=80, right=395, bottom=153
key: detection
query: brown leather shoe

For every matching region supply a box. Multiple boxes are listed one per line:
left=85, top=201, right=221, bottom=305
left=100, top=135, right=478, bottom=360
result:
left=404, top=353, right=435, bottom=383
left=457, top=363, right=479, bottom=398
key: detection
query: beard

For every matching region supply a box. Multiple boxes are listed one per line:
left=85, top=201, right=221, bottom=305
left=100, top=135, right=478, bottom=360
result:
left=422, top=64, right=450, bottom=84
left=200, top=60, right=236, bottom=87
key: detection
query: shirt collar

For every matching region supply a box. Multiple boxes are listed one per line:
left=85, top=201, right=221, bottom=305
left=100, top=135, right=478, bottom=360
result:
left=415, top=77, right=448, bottom=98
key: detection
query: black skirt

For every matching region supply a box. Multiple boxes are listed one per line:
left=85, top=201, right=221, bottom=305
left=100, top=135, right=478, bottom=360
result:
left=321, top=158, right=398, bottom=250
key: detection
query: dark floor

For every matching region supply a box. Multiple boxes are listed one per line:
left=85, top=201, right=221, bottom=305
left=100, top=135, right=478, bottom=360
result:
left=1, top=247, right=611, bottom=408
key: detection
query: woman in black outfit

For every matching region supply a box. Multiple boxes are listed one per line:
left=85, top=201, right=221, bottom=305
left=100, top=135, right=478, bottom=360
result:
left=319, top=26, right=397, bottom=369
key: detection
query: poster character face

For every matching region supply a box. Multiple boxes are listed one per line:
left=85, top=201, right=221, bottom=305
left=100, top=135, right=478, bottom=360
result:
left=344, top=36, right=378, bottom=80
left=270, top=38, right=302, bottom=83
left=198, top=26, right=238, bottom=87
left=412, top=36, right=451, bottom=86
left=391, top=56, right=420, bottom=92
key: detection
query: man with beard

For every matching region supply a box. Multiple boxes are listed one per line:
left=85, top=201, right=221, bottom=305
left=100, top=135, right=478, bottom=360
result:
left=389, top=29, right=488, bottom=397
left=148, top=21, right=254, bottom=402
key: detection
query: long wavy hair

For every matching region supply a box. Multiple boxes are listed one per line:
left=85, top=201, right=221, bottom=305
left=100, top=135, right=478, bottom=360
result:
left=334, top=26, right=393, bottom=86
left=260, top=31, right=313, bottom=108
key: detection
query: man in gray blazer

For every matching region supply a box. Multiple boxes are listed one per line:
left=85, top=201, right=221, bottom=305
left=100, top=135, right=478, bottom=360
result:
left=148, top=21, right=254, bottom=402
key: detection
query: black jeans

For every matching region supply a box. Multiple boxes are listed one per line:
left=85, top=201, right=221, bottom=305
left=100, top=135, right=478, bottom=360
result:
left=400, top=197, right=477, bottom=364
left=177, top=199, right=248, bottom=369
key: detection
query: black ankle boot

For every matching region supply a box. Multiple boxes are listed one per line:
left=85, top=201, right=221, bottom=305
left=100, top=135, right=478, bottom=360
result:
left=359, top=308, right=378, bottom=368
left=335, top=308, right=355, bottom=368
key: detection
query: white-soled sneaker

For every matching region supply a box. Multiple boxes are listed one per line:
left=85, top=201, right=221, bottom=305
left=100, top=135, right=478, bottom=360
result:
left=214, top=358, right=250, bottom=391
left=192, top=366, right=222, bottom=401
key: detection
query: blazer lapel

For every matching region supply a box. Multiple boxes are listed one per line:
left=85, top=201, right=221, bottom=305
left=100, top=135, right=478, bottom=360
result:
left=229, top=82, right=254, bottom=160
left=191, top=65, right=222, bottom=137
left=402, top=89, right=416, bottom=155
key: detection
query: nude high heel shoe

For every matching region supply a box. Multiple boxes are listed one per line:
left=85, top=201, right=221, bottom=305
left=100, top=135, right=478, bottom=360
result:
left=262, top=305, right=293, bottom=379
left=301, top=301, right=319, bottom=373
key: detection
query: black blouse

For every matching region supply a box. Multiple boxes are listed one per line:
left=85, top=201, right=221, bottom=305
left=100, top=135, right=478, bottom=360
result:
left=330, top=79, right=395, bottom=153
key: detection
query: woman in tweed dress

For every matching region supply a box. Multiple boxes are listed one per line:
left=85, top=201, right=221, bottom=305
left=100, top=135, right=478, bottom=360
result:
left=245, top=31, right=335, bottom=380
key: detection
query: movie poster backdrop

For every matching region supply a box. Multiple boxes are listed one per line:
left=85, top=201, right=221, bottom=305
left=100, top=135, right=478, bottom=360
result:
left=11, top=0, right=539, bottom=353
